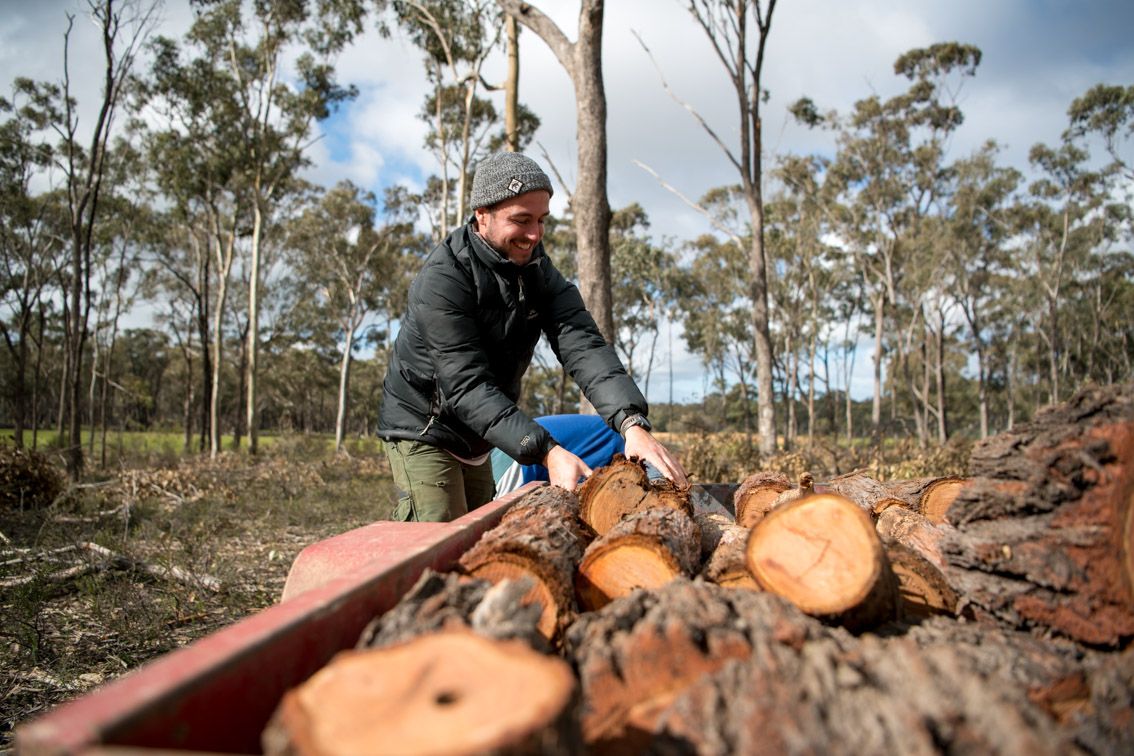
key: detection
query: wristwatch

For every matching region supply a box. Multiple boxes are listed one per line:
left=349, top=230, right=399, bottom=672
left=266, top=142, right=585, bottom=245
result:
left=619, top=413, right=652, bottom=437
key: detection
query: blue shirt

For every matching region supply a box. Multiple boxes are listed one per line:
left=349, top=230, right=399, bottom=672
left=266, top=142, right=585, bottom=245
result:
left=491, top=414, right=625, bottom=488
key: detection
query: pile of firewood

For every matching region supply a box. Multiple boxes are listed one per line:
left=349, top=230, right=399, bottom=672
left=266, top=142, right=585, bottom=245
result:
left=264, top=383, right=1134, bottom=755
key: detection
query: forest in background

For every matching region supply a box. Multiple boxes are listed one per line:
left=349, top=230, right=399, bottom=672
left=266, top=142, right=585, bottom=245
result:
left=1, top=0, right=1132, bottom=479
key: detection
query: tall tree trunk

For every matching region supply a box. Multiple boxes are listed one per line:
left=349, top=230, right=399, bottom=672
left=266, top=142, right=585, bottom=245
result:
left=934, top=313, right=948, bottom=442
left=246, top=200, right=263, bottom=454
left=334, top=328, right=355, bottom=453
left=504, top=15, right=520, bottom=152
left=870, top=291, right=884, bottom=443
left=497, top=0, right=614, bottom=347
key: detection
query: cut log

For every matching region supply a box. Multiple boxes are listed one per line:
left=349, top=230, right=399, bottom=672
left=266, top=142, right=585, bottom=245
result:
left=824, top=469, right=899, bottom=515
left=576, top=508, right=701, bottom=611
left=940, top=382, right=1134, bottom=646
left=767, top=471, right=816, bottom=511
left=263, top=630, right=581, bottom=756
left=733, top=471, right=791, bottom=528
left=885, top=476, right=969, bottom=523
left=458, top=486, right=588, bottom=641
left=563, top=579, right=824, bottom=752
left=746, top=492, right=899, bottom=631
left=577, top=455, right=691, bottom=535
left=356, top=569, right=545, bottom=652
left=695, top=513, right=757, bottom=589
left=876, top=507, right=958, bottom=619
left=654, top=618, right=1077, bottom=755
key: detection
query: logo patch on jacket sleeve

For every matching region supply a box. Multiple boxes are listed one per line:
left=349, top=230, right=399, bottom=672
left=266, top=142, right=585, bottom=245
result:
left=520, top=434, right=532, bottom=451
left=508, top=178, right=524, bottom=194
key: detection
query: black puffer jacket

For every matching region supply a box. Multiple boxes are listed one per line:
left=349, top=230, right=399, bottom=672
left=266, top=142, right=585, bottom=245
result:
left=378, top=221, right=647, bottom=465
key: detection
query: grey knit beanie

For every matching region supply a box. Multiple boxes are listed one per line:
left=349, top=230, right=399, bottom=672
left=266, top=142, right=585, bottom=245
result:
left=469, top=152, right=554, bottom=210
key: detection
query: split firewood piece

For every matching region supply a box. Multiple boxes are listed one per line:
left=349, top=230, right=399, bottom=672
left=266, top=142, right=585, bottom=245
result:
left=458, top=486, right=588, bottom=642
left=767, top=471, right=817, bottom=510
left=577, top=455, right=691, bottom=535
left=732, top=471, right=791, bottom=528
left=939, top=382, right=1134, bottom=646
left=263, top=630, right=582, bottom=756
left=655, top=617, right=1077, bottom=755
left=356, top=569, right=545, bottom=651
left=746, top=492, right=899, bottom=631
left=563, top=579, right=824, bottom=751
left=576, top=508, right=701, bottom=611
left=884, top=476, right=969, bottom=523
left=695, top=512, right=757, bottom=589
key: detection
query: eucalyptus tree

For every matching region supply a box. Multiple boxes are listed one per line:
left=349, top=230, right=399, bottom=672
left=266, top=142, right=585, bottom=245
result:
left=827, top=42, right=981, bottom=444
left=1067, top=83, right=1134, bottom=183
left=288, top=181, right=417, bottom=451
left=496, top=0, right=616, bottom=345
left=16, top=0, right=158, bottom=477
left=0, top=83, right=67, bottom=449
left=609, top=203, right=678, bottom=398
left=392, top=0, right=509, bottom=236
left=1018, top=139, right=1113, bottom=405
left=941, top=141, right=1021, bottom=438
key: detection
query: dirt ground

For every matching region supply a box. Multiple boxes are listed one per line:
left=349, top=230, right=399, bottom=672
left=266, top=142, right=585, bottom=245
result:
left=0, top=447, right=397, bottom=752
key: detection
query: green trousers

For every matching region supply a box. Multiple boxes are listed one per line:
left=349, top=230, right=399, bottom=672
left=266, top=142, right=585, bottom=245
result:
left=385, top=439, right=497, bottom=522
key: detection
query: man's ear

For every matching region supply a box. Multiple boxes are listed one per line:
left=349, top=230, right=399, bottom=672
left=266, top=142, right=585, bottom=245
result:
left=473, top=206, right=488, bottom=228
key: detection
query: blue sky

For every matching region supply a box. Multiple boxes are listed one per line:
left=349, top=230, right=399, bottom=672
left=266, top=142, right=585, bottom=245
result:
left=3, top=0, right=1132, bottom=403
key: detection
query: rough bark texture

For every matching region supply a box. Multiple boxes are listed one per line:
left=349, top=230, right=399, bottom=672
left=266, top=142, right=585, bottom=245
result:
left=885, top=476, right=969, bottom=523
left=824, top=469, right=898, bottom=515
left=747, top=493, right=899, bottom=631
left=695, top=512, right=756, bottom=589
left=876, top=507, right=958, bottom=619
left=653, top=618, right=1080, bottom=755
left=941, top=382, right=1134, bottom=646
left=733, top=470, right=790, bottom=528
left=575, top=507, right=701, bottom=611
left=264, top=631, right=582, bottom=756
left=563, top=580, right=823, bottom=752
left=459, top=487, right=589, bottom=641
left=578, top=455, right=691, bottom=535
left=355, top=569, right=546, bottom=652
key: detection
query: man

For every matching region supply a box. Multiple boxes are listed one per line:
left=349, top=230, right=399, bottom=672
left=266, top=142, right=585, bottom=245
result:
left=378, top=152, right=686, bottom=522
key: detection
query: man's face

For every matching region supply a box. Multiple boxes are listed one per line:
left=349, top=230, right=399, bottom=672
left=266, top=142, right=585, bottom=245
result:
left=474, top=190, right=551, bottom=266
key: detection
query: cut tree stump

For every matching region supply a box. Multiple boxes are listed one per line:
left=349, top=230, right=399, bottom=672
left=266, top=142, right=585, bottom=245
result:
left=563, top=579, right=823, bottom=752
left=577, top=455, right=691, bottom=535
left=733, top=471, right=791, bottom=528
left=356, top=569, right=545, bottom=652
left=695, top=512, right=757, bottom=589
left=575, top=507, right=701, bottom=611
left=746, top=492, right=899, bottom=631
left=263, top=630, right=581, bottom=756
left=458, top=486, right=589, bottom=641
left=940, top=382, right=1134, bottom=646
left=885, top=476, right=969, bottom=523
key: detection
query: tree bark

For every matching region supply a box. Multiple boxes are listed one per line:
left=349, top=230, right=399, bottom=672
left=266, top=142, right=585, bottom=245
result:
left=458, top=486, right=590, bottom=641
left=563, top=580, right=812, bottom=751
left=939, top=382, right=1134, bottom=646
left=884, top=475, right=968, bottom=523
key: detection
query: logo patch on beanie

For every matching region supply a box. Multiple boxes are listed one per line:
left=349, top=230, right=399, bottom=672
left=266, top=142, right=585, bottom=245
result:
left=508, top=178, right=524, bottom=193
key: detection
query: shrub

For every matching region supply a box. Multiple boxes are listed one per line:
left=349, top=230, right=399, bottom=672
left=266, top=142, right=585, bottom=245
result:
left=0, top=446, right=66, bottom=512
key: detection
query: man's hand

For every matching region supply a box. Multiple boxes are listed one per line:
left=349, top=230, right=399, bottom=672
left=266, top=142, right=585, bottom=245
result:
left=624, top=426, right=689, bottom=489
left=544, top=445, right=593, bottom=491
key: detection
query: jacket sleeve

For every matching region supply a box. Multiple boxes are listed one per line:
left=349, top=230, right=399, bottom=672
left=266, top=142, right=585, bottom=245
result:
left=414, top=261, right=555, bottom=465
left=538, top=260, right=649, bottom=432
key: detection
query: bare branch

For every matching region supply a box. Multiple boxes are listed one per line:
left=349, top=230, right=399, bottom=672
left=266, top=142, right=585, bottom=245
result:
left=631, top=28, right=742, bottom=174
left=633, top=159, right=744, bottom=248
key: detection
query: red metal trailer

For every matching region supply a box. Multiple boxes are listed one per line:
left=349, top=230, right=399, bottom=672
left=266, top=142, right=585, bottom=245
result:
left=14, top=486, right=539, bottom=755
left=15, top=482, right=737, bottom=755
